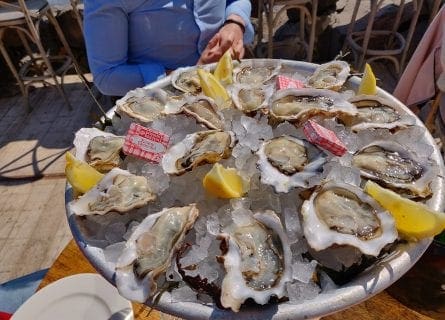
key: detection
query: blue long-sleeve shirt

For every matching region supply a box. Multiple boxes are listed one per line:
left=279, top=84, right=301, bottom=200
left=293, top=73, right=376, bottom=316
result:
left=84, top=0, right=253, bottom=96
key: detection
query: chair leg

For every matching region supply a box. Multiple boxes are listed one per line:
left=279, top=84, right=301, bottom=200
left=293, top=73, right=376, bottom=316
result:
left=357, top=0, right=378, bottom=71
left=400, top=0, right=424, bottom=71
left=425, top=92, right=442, bottom=133
left=45, top=9, right=91, bottom=89
left=17, top=29, right=34, bottom=61
left=342, top=0, right=360, bottom=54
left=52, top=76, right=72, bottom=110
left=257, top=0, right=264, bottom=45
left=23, top=83, right=32, bottom=112
left=70, top=0, right=84, bottom=34
left=307, top=0, right=317, bottom=62
left=25, top=12, right=73, bottom=110
left=267, top=0, right=275, bottom=58
left=0, top=36, right=31, bottom=112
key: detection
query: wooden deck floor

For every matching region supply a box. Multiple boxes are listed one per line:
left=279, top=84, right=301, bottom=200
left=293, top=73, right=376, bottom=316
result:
left=0, top=75, right=106, bottom=283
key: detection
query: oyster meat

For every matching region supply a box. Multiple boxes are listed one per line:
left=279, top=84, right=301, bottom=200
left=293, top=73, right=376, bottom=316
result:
left=257, top=135, right=326, bottom=192
left=171, top=67, right=210, bottom=94
left=307, top=60, right=350, bottom=91
left=73, top=127, right=124, bottom=173
left=162, top=130, right=234, bottom=175
left=116, top=88, right=169, bottom=123
left=181, top=96, right=224, bottom=130
left=352, top=141, right=436, bottom=198
left=346, top=95, right=415, bottom=131
left=233, top=60, right=281, bottom=85
left=270, top=88, right=357, bottom=125
left=231, top=84, right=273, bottom=114
left=116, top=205, right=199, bottom=302
left=69, top=168, right=156, bottom=216
left=218, top=210, right=292, bottom=312
left=301, top=181, right=397, bottom=256
left=86, top=135, right=125, bottom=172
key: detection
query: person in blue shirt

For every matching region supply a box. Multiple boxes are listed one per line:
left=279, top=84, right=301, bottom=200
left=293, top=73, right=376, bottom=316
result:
left=84, top=0, right=254, bottom=96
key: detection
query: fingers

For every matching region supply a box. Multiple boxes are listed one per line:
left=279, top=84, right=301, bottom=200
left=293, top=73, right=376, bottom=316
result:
left=218, top=35, right=234, bottom=55
left=198, top=24, right=245, bottom=65
left=207, top=35, right=219, bottom=49
left=232, top=39, right=245, bottom=60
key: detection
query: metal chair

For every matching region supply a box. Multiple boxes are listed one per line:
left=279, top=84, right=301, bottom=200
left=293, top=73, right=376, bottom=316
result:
left=256, top=0, right=318, bottom=62
left=0, top=0, right=88, bottom=112
left=343, top=0, right=424, bottom=73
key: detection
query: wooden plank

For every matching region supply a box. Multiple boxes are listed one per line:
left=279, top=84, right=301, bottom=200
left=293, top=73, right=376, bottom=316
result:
left=322, top=291, right=432, bottom=319
left=0, top=178, right=71, bottom=283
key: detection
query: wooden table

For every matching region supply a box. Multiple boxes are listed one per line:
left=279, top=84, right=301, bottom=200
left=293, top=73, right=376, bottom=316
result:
left=38, top=240, right=433, bottom=320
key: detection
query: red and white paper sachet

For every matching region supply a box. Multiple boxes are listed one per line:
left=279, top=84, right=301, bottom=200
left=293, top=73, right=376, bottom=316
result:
left=123, top=123, right=170, bottom=163
left=276, top=75, right=305, bottom=90
left=303, top=120, right=347, bottom=156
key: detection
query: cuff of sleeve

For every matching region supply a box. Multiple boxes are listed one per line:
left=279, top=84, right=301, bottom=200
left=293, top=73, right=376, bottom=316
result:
left=138, top=63, right=166, bottom=85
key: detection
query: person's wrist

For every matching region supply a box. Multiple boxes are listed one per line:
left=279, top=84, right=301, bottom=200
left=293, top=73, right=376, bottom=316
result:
left=222, top=19, right=245, bottom=34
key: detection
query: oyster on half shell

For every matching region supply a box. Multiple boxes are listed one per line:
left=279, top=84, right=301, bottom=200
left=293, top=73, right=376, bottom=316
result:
left=218, top=210, right=292, bottom=312
left=86, top=136, right=125, bottom=173
left=270, top=88, right=357, bottom=125
left=73, top=127, right=125, bottom=172
left=116, top=88, right=169, bottom=123
left=301, top=181, right=397, bottom=256
left=116, top=205, right=199, bottom=302
left=307, top=60, right=350, bottom=91
left=69, top=168, right=156, bottom=216
left=162, top=130, right=235, bottom=175
left=257, top=135, right=326, bottom=192
left=345, top=95, right=415, bottom=132
left=233, top=60, right=281, bottom=85
left=352, top=141, right=436, bottom=198
left=170, top=66, right=210, bottom=94
left=231, top=84, right=274, bottom=114
left=180, top=95, right=224, bottom=130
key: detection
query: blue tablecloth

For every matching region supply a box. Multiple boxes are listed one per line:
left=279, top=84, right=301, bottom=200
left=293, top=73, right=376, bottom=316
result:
left=0, top=269, right=48, bottom=316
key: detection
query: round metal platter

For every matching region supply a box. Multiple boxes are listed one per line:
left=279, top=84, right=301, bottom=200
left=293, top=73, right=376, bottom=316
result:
left=66, top=59, right=445, bottom=319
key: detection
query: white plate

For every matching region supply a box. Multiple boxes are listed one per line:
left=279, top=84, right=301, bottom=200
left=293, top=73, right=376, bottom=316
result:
left=12, top=273, right=134, bottom=320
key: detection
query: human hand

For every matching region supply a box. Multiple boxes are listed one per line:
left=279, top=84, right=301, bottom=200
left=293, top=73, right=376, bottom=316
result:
left=197, top=16, right=245, bottom=65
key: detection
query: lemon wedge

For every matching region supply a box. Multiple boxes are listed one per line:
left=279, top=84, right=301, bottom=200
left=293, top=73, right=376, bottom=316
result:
left=197, top=68, right=230, bottom=107
left=65, top=151, right=104, bottom=194
left=364, top=180, right=445, bottom=241
left=213, top=50, right=233, bottom=85
left=203, top=163, right=246, bottom=199
left=358, top=63, right=377, bottom=95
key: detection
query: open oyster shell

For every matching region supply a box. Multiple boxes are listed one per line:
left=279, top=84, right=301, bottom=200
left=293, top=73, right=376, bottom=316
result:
left=166, top=95, right=224, bottom=130
left=256, top=135, right=326, bottom=192
left=345, top=95, right=416, bottom=132
left=115, top=88, right=175, bottom=123
left=269, top=88, right=357, bottom=125
left=170, top=66, right=210, bottom=94
left=161, top=130, right=235, bottom=175
left=231, top=84, right=274, bottom=114
left=233, top=60, right=281, bottom=85
left=352, top=140, right=437, bottom=198
left=73, top=127, right=125, bottom=172
left=306, top=60, right=350, bottom=91
left=87, top=136, right=125, bottom=173
left=69, top=168, right=156, bottom=216
left=115, top=204, right=199, bottom=302
left=301, top=181, right=398, bottom=256
left=218, top=210, right=292, bottom=312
